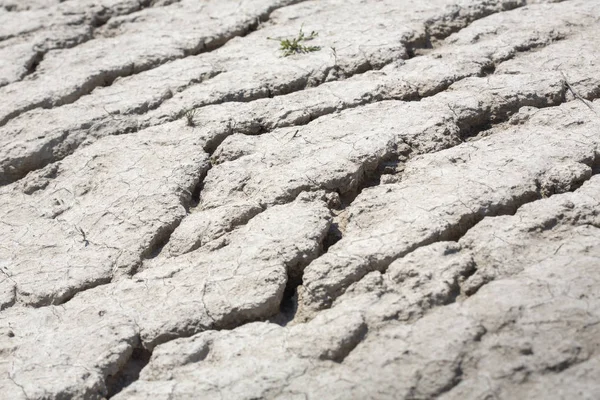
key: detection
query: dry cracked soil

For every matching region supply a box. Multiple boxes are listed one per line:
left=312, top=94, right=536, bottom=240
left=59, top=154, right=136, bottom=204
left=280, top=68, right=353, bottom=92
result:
left=1, top=0, right=600, bottom=399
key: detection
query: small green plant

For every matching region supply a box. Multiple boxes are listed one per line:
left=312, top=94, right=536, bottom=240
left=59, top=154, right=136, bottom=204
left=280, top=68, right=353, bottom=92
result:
left=270, top=27, right=320, bottom=57
left=183, top=108, right=197, bottom=127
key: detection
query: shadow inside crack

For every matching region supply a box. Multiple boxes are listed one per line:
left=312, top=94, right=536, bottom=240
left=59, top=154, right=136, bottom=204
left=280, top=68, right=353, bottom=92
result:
left=106, top=347, right=152, bottom=398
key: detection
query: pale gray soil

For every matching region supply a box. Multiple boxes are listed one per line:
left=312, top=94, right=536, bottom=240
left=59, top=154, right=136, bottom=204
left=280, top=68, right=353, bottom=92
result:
left=1, top=0, right=599, bottom=399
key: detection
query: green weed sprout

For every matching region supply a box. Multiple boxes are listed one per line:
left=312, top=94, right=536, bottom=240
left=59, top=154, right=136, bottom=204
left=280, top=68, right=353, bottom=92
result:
left=269, top=27, right=320, bottom=57
left=183, top=108, right=197, bottom=127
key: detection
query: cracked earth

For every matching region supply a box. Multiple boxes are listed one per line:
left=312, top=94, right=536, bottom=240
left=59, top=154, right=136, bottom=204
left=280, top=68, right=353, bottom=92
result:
left=1, top=0, right=600, bottom=399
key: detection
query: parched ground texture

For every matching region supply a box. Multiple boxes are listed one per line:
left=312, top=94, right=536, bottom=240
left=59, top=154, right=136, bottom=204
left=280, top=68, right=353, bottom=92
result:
left=1, top=0, right=600, bottom=399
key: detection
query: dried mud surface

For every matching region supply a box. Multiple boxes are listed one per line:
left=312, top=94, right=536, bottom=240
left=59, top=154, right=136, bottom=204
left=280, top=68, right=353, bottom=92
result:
left=1, top=0, right=600, bottom=399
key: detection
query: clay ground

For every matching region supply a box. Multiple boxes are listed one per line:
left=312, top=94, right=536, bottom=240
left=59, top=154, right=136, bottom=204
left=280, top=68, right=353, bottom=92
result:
left=1, top=0, right=600, bottom=399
